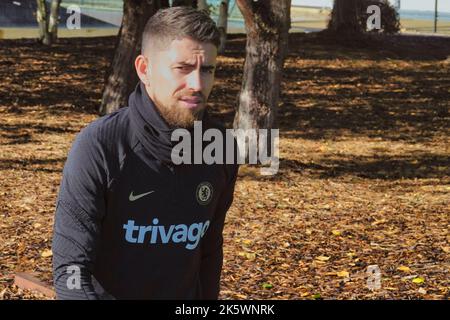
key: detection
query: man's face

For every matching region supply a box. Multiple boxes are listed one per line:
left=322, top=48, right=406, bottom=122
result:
left=142, top=37, right=217, bottom=128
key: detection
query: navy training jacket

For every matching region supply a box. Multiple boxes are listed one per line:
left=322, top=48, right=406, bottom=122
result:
left=52, top=82, right=239, bottom=299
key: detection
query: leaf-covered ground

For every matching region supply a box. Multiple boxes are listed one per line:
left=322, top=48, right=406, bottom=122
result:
left=0, top=33, right=449, bottom=300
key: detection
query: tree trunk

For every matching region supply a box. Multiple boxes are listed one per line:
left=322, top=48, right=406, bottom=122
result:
left=217, top=0, right=228, bottom=54
left=100, top=0, right=160, bottom=115
left=36, top=0, right=62, bottom=45
left=234, top=0, right=291, bottom=131
left=48, top=0, right=62, bottom=43
left=36, top=0, right=50, bottom=45
left=327, top=0, right=362, bottom=35
left=159, top=0, right=170, bottom=8
left=197, top=0, right=208, bottom=12
left=172, top=0, right=195, bottom=7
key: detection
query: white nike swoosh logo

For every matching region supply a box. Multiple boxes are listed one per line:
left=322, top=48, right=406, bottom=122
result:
left=129, top=190, right=155, bottom=202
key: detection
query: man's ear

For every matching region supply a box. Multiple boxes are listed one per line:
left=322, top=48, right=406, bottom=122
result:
left=135, top=55, right=151, bottom=85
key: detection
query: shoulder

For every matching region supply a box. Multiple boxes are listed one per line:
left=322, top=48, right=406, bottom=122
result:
left=79, top=107, right=130, bottom=146
left=73, top=107, right=131, bottom=157
left=67, top=107, right=131, bottom=176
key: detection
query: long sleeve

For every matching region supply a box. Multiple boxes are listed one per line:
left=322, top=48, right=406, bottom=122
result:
left=199, top=163, right=239, bottom=299
left=52, top=125, right=113, bottom=300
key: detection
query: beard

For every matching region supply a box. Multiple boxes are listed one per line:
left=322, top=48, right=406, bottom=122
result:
left=153, top=93, right=206, bottom=129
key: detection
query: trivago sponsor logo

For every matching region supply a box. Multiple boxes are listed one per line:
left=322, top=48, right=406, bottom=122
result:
left=123, top=218, right=210, bottom=250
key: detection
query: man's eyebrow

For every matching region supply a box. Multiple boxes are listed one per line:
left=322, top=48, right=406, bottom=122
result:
left=174, top=62, right=216, bottom=69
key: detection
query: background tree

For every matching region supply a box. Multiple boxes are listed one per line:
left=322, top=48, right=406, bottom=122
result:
left=100, top=0, right=168, bottom=114
left=359, top=0, right=400, bottom=34
left=36, top=0, right=62, bottom=45
left=217, top=0, right=229, bottom=53
left=172, top=0, right=195, bottom=7
left=36, top=0, right=49, bottom=44
left=197, top=0, right=209, bottom=12
left=234, top=0, right=291, bottom=132
left=327, top=0, right=362, bottom=36
left=327, top=0, right=400, bottom=38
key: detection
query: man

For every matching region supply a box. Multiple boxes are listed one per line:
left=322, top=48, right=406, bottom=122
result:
left=52, top=7, right=238, bottom=300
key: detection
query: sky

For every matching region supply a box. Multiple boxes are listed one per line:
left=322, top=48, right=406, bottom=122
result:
left=291, top=0, right=450, bottom=13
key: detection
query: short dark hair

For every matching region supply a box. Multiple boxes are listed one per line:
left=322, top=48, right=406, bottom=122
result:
left=141, top=6, right=220, bottom=55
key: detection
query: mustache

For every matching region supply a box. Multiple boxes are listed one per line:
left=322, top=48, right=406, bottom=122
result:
left=176, top=92, right=205, bottom=101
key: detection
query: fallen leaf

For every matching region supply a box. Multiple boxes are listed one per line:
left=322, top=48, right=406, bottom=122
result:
left=371, top=219, right=387, bottom=226
left=0, top=288, right=6, bottom=299
left=412, top=277, right=425, bottom=284
left=331, top=230, right=341, bottom=236
left=397, top=266, right=411, bottom=272
left=315, top=255, right=331, bottom=262
left=301, top=291, right=310, bottom=297
left=337, top=270, right=350, bottom=278
left=261, top=283, right=273, bottom=289
left=238, top=251, right=256, bottom=260
left=40, top=249, right=52, bottom=258
left=418, top=288, right=427, bottom=295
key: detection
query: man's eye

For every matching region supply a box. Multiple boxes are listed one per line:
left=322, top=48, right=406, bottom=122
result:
left=175, top=67, right=214, bottom=74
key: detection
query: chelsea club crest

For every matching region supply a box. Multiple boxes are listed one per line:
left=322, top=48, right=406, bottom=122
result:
left=196, top=182, right=213, bottom=205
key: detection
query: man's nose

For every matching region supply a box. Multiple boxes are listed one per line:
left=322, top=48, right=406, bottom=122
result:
left=186, top=70, right=203, bottom=92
